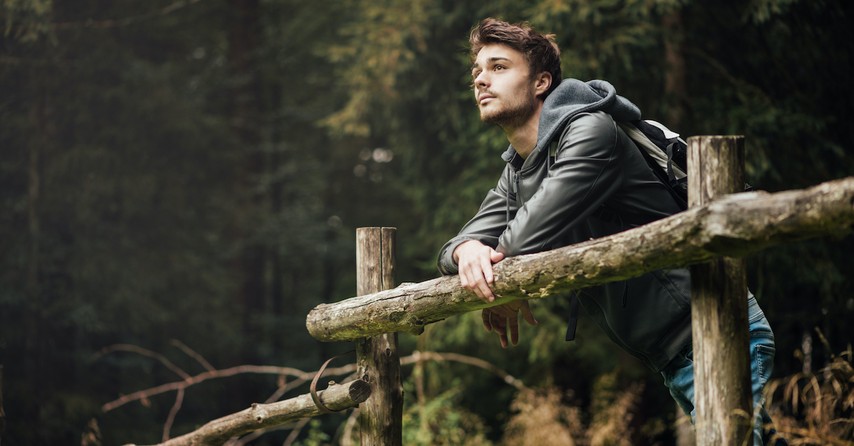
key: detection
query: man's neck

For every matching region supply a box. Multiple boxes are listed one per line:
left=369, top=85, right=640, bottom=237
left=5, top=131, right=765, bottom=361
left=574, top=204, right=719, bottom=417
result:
left=503, top=106, right=542, bottom=159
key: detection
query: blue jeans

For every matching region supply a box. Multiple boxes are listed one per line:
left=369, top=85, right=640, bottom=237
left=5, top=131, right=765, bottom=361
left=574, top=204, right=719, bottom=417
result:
left=661, top=296, right=777, bottom=446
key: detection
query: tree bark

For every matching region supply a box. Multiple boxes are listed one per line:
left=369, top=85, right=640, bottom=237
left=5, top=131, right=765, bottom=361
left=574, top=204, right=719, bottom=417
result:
left=688, top=136, right=753, bottom=445
left=143, top=380, right=371, bottom=446
left=307, top=177, right=854, bottom=342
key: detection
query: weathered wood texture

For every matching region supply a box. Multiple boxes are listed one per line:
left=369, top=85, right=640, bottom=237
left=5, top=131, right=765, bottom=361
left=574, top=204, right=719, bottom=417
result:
left=688, top=136, right=753, bottom=445
left=307, top=177, right=854, bottom=342
left=355, top=227, right=403, bottom=446
left=146, top=380, right=371, bottom=446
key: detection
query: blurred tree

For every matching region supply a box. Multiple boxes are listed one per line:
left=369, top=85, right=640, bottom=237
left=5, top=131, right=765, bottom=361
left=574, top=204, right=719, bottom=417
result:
left=0, top=0, right=357, bottom=443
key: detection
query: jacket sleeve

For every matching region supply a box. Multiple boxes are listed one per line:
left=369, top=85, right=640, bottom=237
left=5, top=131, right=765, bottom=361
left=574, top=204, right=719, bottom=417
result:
left=497, top=112, right=623, bottom=256
left=437, top=165, right=518, bottom=275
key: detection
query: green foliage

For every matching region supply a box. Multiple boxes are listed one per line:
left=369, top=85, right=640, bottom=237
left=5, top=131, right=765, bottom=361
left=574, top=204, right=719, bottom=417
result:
left=401, top=381, right=492, bottom=445
left=295, top=419, right=332, bottom=446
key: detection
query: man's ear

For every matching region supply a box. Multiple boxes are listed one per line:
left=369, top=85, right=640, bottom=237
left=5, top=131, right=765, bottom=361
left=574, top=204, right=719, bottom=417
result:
left=534, top=72, right=552, bottom=97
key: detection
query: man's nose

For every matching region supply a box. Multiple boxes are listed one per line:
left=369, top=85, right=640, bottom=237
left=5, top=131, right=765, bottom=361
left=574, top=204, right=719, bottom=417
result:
left=474, top=71, right=489, bottom=87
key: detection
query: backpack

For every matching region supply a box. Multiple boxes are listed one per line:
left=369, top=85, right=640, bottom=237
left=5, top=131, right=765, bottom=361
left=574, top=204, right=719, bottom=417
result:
left=617, top=120, right=689, bottom=210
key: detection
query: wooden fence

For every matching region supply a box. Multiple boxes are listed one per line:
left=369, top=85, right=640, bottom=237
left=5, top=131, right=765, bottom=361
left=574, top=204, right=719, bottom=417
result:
left=158, top=136, right=854, bottom=445
left=306, top=136, right=854, bottom=446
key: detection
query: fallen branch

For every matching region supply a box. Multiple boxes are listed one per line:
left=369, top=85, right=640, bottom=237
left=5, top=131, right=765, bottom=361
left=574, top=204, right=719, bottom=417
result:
left=137, top=380, right=372, bottom=446
left=307, top=177, right=854, bottom=341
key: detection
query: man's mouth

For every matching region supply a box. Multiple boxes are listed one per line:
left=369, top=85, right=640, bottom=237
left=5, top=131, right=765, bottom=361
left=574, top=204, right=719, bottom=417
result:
left=478, top=93, right=496, bottom=105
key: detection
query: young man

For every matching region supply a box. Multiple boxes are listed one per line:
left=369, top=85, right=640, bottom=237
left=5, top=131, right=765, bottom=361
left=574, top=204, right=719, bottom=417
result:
left=437, top=18, right=780, bottom=445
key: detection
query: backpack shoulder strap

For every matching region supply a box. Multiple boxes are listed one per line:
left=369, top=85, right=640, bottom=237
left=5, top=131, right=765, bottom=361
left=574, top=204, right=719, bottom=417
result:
left=617, top=121, right=687, bottom=179
left=617, top=120, right=689, bottom=210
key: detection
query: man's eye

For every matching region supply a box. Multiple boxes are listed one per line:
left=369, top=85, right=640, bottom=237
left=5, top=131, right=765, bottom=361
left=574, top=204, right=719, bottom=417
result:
left=494, top=65, right=506, bottom=71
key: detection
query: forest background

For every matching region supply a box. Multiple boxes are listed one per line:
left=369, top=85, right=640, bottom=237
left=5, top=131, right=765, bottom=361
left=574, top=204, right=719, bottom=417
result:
left=1, top=0, right=852, bottom=444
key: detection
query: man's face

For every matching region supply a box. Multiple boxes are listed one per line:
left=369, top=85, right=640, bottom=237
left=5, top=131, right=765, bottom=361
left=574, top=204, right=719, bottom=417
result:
left=471, top=43, right=539, bottom=127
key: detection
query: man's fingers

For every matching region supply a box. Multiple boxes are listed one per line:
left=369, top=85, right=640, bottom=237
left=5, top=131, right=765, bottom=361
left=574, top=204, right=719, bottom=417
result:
left=508, top=314, right=520, bottom=345
left=522, top=310, right=538, bottom=326
left=481, top=256, right=494, bottom=285
left=482, top=301, right=538, bottom=348
left=482, top=309, right=493, bottom=331
left=490, top=304, right=516, bottom=318
left=521, top=301, right=538, bottom=326
left=461, top=268, right=486, bottom=301
left=480, top=253, right=498, bottom=302
left=477, top=281, right=494, bottom=302
left=476, top=259, right=495, bottom=301
left=459, top=268, right=472, bottom=289
left=455, top=243, right=502, bottom=303
left=459, top=262, right=494, bottom=302
left=484, top=309, right=509, bottom=348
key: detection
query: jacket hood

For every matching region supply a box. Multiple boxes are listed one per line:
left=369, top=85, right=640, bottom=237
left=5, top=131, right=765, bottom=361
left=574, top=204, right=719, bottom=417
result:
left=503, top=79, right=642, bottom=163
left=539, top=78, right=642, bottom=144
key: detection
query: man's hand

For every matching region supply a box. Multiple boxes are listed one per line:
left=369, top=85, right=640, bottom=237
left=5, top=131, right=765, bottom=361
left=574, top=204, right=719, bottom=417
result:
left=453, top=241, right=538, bottom=348
left=453, top=240, right=505, bottom=302
left=482, top=301, right=538, bottom=348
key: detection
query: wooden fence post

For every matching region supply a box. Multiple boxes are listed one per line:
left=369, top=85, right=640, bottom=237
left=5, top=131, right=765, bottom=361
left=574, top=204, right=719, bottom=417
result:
left=355, top=227, right=403, bottom=445
left=688, top=136, right=753, bottom=445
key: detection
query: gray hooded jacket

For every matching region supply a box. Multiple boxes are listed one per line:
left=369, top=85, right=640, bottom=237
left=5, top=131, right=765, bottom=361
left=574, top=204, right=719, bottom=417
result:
left=437, top=79, right=692, bottom=371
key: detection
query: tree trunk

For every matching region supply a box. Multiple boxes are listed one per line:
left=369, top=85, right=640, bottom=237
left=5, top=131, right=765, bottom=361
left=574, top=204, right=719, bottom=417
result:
left=227, top=0, right=267, bottom=350
left=25, top=91, right=51, bottom=427
left=662, top=9, right=687, bottom=129
left=307, top=177, right=854, bottom=342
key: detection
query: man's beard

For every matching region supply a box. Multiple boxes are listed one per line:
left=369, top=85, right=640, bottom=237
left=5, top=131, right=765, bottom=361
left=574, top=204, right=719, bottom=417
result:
left=480, top=94, right=537, bottom=128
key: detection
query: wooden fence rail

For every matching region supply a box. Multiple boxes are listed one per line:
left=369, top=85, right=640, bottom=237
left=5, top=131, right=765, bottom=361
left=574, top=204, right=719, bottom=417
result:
left=307, top=176, right=854, bottom=342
